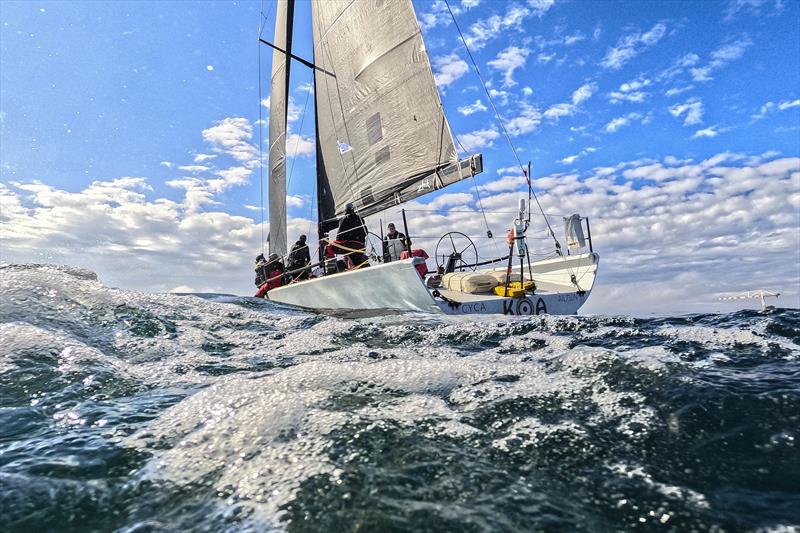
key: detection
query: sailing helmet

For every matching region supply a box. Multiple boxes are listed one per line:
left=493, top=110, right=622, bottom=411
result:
left=345, top=202, right=355, bottom=213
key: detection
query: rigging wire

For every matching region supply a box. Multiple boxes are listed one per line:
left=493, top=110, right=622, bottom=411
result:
left=442, top=0, right=561, bottom=251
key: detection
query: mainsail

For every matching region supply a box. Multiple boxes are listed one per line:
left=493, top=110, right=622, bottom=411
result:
left=267, top=0, right=295, bottom=257
left=311, top=0, right=482, bottom=232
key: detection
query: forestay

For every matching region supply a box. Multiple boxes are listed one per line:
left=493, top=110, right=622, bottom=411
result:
left=311, top=0, right=481, bottom=232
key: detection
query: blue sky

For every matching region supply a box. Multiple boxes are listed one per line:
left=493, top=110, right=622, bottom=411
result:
left=1, top=0, right=798, bottom=314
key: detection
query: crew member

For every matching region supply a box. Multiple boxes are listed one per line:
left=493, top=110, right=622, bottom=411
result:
left=382, top=222, right=408, bottom=262
left=254, top=253, right=269, bottom=287
left=385, top=223, right=405, bottom=242
left=255, top=253, right=285, bottom=297
left=287, top=235, right=311, bottom=280
left=334, top=203, right=369, bottom=268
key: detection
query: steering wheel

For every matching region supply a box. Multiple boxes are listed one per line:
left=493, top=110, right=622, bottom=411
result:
left=435, top=231, right=478, bottom=272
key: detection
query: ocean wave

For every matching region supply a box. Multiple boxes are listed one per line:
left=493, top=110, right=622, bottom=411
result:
left=1, top=264, right=798, bottom=531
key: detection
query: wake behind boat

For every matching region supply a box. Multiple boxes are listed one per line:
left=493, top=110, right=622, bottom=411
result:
left=256, top=0, right=599, bottom=316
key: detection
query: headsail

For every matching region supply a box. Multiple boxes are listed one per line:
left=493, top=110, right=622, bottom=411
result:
left=311, top=0, right=482, bottom=232
left=267, top=0, right=295, bottom=257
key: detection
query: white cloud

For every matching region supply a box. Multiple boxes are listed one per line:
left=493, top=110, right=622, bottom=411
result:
left=689, top=36, right=753, bottom=82
left=505, top=103, right=542, bottom=135
left=177, top=165, right=209, bottom=173
left=201, top=117, right=259, bottom=166
left=418, top=0, right=451, bottom=30
left=464, top=3, right=545, bottom=50
left=286, top=133, right=315, bottom=157
left=571, top=82, right=597, bottom=105
left=457, top=99, right=488, bottom=116
left=537, top=52, right=556, bottom=64
left=193, top=154, right=217, bottom=163
left=543, top=82, right=596, bottom=122
left=428, top=192, right=474, bottom=209
left=286, top=195, right=305, bottom=208
left=160, top=161, right=174, bottom=168
left=601, top=23, right=667, bottom=70
left=692, top=126, right=720, bottom=138
left=157, top=117, right=262, bottom=211
left=604, top=112, right=643, bottom=133
left=558, top=147, right=597, bottom=166
left=658, top=53, right=700, bottom=81
left=608, top=91, right=647, bottom=104
left=608, top=77, right=651, bottom=104
left=544, top=103, right=574, bottom=121
left=669, top=98, right=704, bottom=126
left=458, top=128, right=500, bottom=152
left=527, top=0, right=555, bottom=16
left=477, top=174, right=528, bottom=193
left=564, top=32, right=585, bottom=45
left=664, top=85, right=694, bottom=97
left=432, top=54, right=469, bottom=87
left=522, top=86, right=533, bottom=96
left=752, top=99, right=800, bottom=120
left=488, top=88, right=510, bottom=106
left=488, top=46, right=530, bottom=86
left=710, top=38, right=751, bottom=65
left=0, top=176, right=320, bottom=296
left=689, top=66, right=713, bottom=82
left=778, top=99, right=800, bottom=111
left=724, top=0, right=782, bottom=22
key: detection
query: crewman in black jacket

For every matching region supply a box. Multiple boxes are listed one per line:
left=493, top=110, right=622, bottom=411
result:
left=287, top=235, right=311, bottom=280
left=335, top=203, right=369, bottom=268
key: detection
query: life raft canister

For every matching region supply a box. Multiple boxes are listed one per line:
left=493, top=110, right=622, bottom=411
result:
left=400, top=248, right=429, bottom=277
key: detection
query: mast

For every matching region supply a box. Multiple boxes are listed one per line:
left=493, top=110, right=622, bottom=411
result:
left=267, top=0, right=295, bottom=258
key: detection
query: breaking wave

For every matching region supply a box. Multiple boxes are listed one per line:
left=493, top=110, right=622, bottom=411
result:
left=1, top=264, right=798, bottom=531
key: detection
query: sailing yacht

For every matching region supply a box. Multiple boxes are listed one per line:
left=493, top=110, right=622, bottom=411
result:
left=260, top=0, right=599, bottom=316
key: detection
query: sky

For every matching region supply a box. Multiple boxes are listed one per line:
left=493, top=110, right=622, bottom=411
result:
left=1, top=0, right=798, bottom=315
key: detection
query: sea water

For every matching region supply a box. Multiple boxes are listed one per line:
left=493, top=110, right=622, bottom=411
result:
left=1, top=264, right=798, bottom=531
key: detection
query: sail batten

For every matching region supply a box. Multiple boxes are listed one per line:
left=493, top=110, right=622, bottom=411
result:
left=311, top=0, right=481, bottom=232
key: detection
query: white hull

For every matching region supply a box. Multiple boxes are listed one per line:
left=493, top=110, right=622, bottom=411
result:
left=267, top=252, right=599, bottom=316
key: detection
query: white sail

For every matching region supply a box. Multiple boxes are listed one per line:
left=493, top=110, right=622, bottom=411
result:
left=267, top=0, right=295, bottom=257
left=311, top=0, right=481, bottom=231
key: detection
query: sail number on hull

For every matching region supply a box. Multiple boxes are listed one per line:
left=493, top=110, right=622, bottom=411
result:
left=456, top=297, right=548, bottom=315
